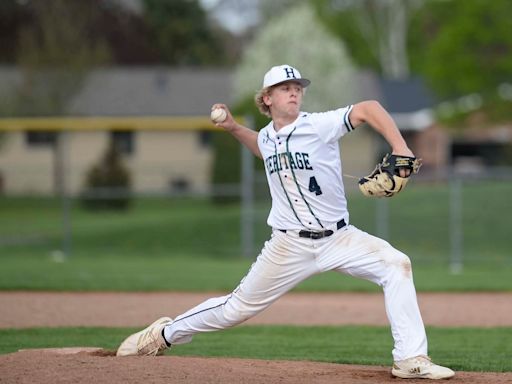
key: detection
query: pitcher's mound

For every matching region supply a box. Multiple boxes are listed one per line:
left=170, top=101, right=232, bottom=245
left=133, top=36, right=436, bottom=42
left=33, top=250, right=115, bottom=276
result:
left=18, top=347, right=116, bottom=356
left=4, top=351, right=512, bottom=383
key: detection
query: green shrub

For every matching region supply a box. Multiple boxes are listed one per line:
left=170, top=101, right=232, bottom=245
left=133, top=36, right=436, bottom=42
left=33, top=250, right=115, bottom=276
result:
left=80, top=142, right=132, bottom=210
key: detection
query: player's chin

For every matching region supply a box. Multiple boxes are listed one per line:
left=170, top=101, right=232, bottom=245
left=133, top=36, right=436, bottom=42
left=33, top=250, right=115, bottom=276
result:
left=287, top=104, right=300, bottom=114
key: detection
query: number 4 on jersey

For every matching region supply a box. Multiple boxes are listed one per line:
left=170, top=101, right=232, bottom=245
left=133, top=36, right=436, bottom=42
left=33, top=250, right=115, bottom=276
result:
left=308, top=176, right=323, bottom=195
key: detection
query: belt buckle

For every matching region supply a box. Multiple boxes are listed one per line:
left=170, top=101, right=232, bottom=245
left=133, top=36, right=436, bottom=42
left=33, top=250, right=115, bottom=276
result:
left=299, top=229, right=335, bottom=239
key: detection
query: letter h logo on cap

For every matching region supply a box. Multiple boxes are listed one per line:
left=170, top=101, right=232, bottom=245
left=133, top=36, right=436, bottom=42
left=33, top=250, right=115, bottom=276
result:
left=283, top=67, right=296, bottom=79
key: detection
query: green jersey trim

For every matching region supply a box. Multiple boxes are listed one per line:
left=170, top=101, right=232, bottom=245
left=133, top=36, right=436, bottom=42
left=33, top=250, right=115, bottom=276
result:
left=286, top=127, right=324, bottom=229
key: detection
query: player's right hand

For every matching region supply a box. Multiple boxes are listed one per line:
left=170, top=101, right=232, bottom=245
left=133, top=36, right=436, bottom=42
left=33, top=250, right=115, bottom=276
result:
left=210, top=103, right=235, bottom=131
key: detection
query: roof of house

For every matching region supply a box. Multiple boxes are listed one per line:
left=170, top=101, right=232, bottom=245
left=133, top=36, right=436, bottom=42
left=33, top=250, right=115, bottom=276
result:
left=0, top=66, right=234, bottom=117
left=378, top=76, right=435, bottom=113
left=353, top=71, right=436, bottom=131
left=67, top=67, right=234, bottom=116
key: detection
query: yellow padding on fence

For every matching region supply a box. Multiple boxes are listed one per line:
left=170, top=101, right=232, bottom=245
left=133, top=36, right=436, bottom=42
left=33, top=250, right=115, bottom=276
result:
left=0, top=116, right=243, bottom=131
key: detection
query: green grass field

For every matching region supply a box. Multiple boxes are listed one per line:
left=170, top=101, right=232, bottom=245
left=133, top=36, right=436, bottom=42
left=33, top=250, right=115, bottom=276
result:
left=1, top=253, right=511, bottom=292
left=0, top=181, right=511, bottom=292
left=1, top=181, right=511, bottom=372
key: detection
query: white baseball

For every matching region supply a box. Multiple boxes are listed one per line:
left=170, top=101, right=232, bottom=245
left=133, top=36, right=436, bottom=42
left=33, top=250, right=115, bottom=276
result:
left=210, top=108, right=227, bottom=123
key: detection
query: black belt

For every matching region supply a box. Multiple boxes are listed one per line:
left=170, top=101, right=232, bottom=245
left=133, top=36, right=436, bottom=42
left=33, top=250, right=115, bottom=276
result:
left=279, top=219, right=346, bottom=240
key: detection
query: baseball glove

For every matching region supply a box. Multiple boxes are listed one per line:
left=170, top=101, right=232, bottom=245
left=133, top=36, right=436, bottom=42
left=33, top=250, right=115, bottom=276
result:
left=358, top=154, right=422, bottom=197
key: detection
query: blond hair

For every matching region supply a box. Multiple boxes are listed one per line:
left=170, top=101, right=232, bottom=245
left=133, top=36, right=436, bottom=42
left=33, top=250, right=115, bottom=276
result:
left=254, top=87, right=272, bottom=118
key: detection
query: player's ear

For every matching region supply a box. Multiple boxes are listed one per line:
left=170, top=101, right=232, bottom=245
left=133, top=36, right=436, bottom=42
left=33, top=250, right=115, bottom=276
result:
left=263, top=93, right=272, bottom=107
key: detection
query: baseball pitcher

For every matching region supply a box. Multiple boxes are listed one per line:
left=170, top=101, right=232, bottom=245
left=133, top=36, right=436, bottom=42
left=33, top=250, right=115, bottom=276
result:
left=117, top=65, right=454, bottom=380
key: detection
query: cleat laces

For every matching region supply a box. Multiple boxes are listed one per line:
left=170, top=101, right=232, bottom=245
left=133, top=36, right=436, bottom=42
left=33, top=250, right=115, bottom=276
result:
left=137, top=328, right=167, bottom=356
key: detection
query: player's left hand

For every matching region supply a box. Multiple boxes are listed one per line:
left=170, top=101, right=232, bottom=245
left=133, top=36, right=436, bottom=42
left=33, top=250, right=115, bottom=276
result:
left=358, top=153, right=422, bottom=198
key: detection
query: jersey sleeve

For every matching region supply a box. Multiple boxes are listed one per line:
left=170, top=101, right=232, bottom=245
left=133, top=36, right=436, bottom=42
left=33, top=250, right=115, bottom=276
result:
left=309, top=105, right=354, bottom=143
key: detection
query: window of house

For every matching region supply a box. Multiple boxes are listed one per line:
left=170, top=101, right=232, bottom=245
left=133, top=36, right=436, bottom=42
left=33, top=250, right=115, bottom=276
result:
left=25, top=131, right=57, bottom=147
left=198, top=130, right=212, bottom=148
left=111, top=131, right=135, bottom=155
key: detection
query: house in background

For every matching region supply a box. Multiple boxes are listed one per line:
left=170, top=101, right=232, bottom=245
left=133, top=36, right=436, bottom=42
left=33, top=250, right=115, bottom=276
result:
left=0, top=66, right=448, bottom=196
left=378, top=75, right=450, bottom=174
left=0, top=67, right=234, bottom=196
left=451, top=116, right=512, bottom=171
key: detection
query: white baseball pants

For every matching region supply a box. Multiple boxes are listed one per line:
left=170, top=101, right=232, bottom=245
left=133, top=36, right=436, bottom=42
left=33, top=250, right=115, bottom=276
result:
left=164, top=225, right=427, bottom=361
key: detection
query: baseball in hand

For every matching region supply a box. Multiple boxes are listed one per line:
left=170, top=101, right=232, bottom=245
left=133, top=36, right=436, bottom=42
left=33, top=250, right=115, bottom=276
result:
left=211, top=108, right=227, bottom=123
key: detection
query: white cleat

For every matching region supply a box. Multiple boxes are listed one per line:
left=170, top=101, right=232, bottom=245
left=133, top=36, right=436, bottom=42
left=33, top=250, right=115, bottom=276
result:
left=116, top=317, right=173, bottom=357
left=392, top=355, right=455, bottom=379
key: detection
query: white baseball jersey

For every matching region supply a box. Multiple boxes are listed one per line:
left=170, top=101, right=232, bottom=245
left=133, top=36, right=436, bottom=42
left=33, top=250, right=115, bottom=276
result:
left=257, top=105, right=354, bottom=231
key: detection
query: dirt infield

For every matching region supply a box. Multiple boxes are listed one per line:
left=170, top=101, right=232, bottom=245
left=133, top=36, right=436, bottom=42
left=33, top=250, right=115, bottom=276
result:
left=2, top=350, right=512, bottom=384
left=2, top=291, right=512, bottom=328
left=1, top=291, right=511, bottom=383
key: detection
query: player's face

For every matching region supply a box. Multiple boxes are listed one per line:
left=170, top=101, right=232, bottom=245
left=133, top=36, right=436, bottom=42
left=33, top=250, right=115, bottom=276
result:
left=265, top=81, right=303, bottom=118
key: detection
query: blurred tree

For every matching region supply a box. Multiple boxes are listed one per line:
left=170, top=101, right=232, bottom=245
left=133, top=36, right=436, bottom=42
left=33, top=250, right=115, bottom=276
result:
left=142, top=0, right=227, bottom=65
left=93, top=2, right=160, bottom=65
left=312, top=0, right=424, bottom=80
left=234, top=2, right=357, bottom=111
left=0, top=0, right=235, bottom=66
left=259, top=0, right=308, bottom=20
left=313, top=0, right=512, bottom=97
left=14, top=0, right=111, bottom=116
left=0, top=0, right=31, bottom=64
left=409, top=0, right=512, bottom=99
left=202, top=0, right=263, bottom=35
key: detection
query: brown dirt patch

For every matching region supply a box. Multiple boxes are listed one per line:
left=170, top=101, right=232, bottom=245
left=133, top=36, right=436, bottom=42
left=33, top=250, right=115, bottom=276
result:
left=1, top=291, right=511, bottom=383
left=1, top=291, right=511, bottom=328
left=2, top=350, right=512, bottom=384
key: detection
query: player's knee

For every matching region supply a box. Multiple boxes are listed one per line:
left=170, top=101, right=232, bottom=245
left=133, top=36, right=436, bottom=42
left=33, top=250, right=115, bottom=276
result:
left=400, top=255, right=413, bottom=277
left=390, top=251, right=413, bottom=279
left=381, top=249, right=413, bottom=279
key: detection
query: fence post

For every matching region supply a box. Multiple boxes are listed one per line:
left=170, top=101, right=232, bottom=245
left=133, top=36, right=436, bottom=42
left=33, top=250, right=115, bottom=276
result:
left=240, top=116, right=255, bottom=258
left=449, top=173, right=463, bottom=273
left=55, top=130, right=72, bottom=259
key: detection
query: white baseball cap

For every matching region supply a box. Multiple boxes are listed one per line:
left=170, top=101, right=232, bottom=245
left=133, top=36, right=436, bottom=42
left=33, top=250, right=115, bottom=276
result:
left=262, top=65, right=311, bottom=88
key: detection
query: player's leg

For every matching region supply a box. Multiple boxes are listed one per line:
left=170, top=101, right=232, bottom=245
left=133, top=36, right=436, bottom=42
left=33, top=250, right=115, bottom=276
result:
left=316, top=225, right=426, bottom=360
left=117, top=231, right=319, bottom=355
left=165, top=230, right=319, bottom=345
left=316, top=225, right=454, bottom=378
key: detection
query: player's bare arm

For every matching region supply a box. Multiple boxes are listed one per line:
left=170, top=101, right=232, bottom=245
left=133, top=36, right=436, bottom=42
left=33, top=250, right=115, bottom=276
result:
left=349, top=100, right=414, bottom=177
left=211, top=103, right=262, bottom=159
left=349, top=100, right=413, bottom=157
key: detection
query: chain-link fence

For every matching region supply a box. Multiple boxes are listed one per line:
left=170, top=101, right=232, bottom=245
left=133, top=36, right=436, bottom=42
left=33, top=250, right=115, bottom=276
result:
left=0, top=165, right=511, bottom=272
